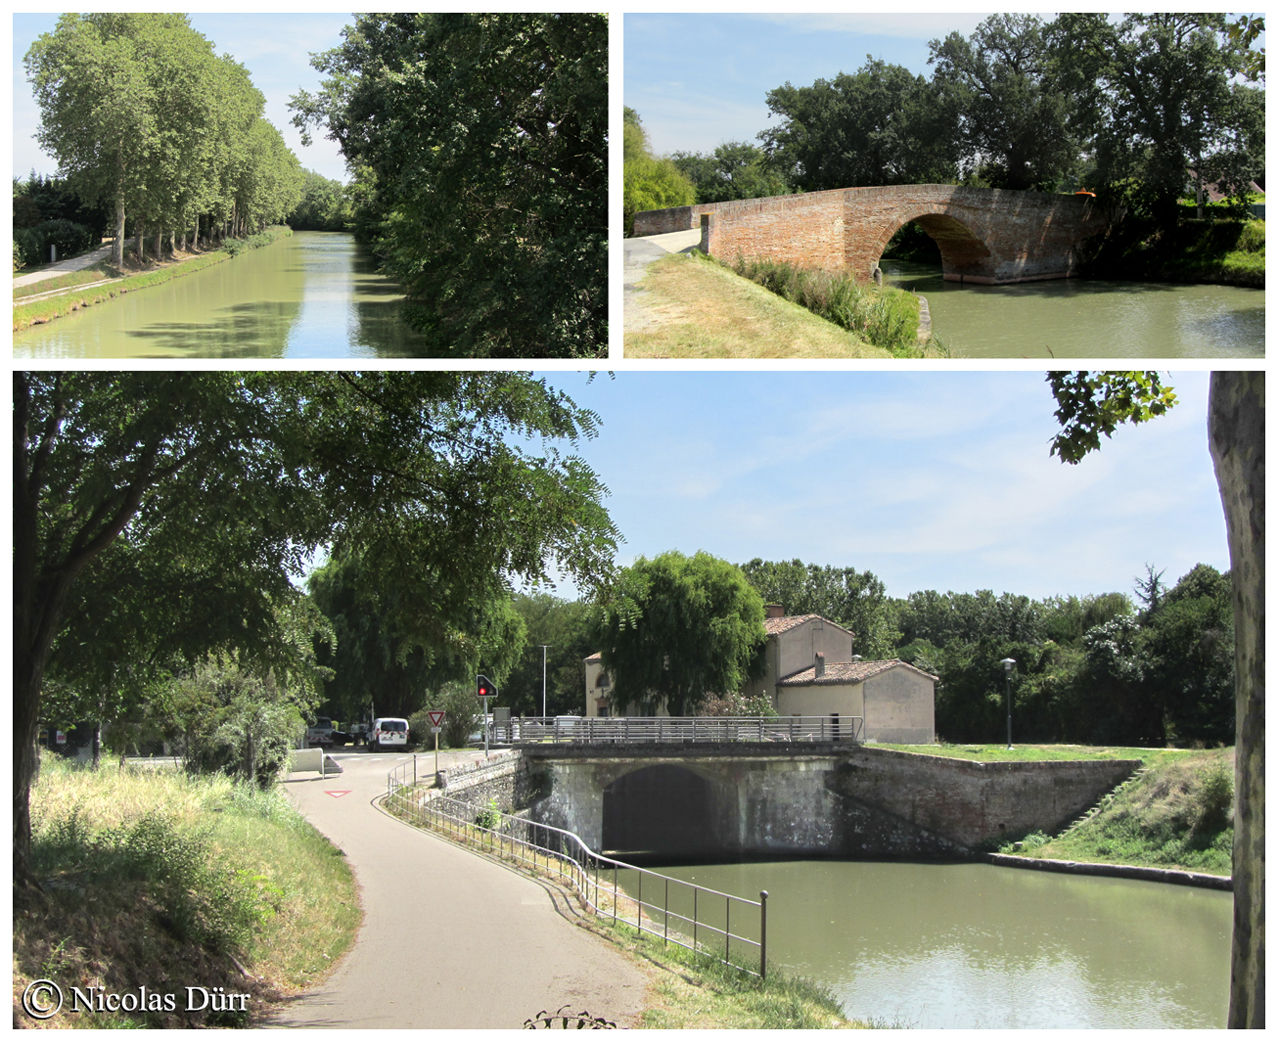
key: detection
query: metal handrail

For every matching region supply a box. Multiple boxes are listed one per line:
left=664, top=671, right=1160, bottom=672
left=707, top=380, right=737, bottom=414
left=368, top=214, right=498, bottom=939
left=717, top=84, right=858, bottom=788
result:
left=383, top=783, right=769, bottom=979
left=490, top=714, right=863, bottom=746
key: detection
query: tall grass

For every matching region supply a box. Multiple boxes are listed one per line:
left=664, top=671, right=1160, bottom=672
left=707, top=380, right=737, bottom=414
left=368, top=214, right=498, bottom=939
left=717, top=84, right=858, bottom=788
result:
left=16, top=758, right=358, bottom=1028
left=726, top=255, right=925, bottom=356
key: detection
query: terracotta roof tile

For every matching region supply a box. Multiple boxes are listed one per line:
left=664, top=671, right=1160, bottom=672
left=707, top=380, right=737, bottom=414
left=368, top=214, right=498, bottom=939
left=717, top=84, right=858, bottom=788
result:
left=778, top=659, right=939, bottom=686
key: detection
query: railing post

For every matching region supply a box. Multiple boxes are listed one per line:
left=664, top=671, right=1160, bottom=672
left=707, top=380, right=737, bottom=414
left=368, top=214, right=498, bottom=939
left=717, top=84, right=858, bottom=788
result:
left=759, top=890, right=768, bottom=979
left=664, top=878, right=670, bottom=946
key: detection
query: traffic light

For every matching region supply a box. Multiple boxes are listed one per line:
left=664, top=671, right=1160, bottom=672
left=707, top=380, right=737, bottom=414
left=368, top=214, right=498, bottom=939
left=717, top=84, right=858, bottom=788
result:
left=477, top=675, right=496, bottom=698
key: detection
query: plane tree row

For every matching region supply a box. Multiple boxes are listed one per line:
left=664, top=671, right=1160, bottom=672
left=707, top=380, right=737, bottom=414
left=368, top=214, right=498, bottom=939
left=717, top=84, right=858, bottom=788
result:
left=25, top=13, right=303, bottom=267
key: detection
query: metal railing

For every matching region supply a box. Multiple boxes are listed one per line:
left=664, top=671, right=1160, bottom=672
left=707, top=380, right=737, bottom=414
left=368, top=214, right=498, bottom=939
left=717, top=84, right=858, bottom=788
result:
left=383, top=782, right=768, bottom=978
left=491, top=714, right=863, bottom=746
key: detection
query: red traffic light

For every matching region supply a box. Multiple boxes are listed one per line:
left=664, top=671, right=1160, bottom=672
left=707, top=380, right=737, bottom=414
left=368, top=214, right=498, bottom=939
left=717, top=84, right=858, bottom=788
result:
left=477, top=674, right=496, bottom=698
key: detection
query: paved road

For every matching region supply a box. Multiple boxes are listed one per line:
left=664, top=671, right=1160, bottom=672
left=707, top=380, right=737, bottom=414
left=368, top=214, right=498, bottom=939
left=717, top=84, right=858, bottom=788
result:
left=262, top=750, right=652, bottom=1029
left=623, top=229, right=701, bottom=332
left=13, top=243, right=114, bottom=289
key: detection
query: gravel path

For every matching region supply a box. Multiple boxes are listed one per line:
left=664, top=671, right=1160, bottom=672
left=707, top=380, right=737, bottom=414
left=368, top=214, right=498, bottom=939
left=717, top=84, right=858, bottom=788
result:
left=13, top=243, right=114, bottom=289
left=623, top=229, right=701, bottom=332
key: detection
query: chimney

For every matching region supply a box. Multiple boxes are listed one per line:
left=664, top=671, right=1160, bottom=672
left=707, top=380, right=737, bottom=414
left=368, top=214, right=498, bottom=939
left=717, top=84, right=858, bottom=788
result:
left=765, top=603, right=785, bottom=619
left=815, top=652, right=825, bottom=678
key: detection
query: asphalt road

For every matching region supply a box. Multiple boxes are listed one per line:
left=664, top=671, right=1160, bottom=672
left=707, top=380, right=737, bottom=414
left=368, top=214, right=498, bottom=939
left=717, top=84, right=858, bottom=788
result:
left=262, top=750, right=653, bottom=1029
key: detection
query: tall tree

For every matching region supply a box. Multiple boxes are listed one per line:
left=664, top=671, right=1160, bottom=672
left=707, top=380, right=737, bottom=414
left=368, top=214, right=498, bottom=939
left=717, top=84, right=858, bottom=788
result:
left=596, top=551, right=766, bottom=716
left=761, top=57, right=961, bottom=190
left=293, top=13, right=608, bottom=358
left=1047, top=14, right=1265, bottom=227
left=1047, top=369, right=1264, bottom=1028
left=13, top=371, right=618, bottom=886
left=623, top=108, right=697, bottom=233
left=738, top=558, right=899, bottom=657
left=929, top=14, right=1078, bottom=190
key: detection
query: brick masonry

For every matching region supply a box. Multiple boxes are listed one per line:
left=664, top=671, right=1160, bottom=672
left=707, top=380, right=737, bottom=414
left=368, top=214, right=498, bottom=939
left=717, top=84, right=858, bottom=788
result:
left=633, top=184, right=1111, bottom=284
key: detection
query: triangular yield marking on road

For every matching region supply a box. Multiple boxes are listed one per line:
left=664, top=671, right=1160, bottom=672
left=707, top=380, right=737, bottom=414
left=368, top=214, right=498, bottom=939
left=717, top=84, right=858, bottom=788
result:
left=324, top=790, right=352, bottom=798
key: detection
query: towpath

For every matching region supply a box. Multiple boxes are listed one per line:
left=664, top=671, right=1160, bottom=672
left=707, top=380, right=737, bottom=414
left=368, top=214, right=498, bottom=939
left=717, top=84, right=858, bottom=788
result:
left=13, top=243, right=114, bottom=289
left=263, top=749, right=653, bottom=1029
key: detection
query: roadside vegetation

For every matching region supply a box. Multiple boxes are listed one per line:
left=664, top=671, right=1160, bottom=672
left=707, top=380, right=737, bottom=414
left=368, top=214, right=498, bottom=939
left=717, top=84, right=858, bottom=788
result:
left=625, top=252, right=938, bottom=359
left=13, top=227, right=292, bottom=332
left=724, top=255, right=929, bottom=356
left=13, top=759, right=358, bottom=1028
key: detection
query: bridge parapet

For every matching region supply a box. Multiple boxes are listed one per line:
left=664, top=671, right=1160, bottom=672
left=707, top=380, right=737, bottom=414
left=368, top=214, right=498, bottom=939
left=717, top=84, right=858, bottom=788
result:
left=634, top=184, right=1113, bottom=285
left=498, top=714, right=862, bottom=748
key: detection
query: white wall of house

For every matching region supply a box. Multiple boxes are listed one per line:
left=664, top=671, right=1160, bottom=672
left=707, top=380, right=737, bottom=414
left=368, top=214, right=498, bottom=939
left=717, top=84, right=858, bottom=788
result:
left=863, top=669, right=935, bottom=743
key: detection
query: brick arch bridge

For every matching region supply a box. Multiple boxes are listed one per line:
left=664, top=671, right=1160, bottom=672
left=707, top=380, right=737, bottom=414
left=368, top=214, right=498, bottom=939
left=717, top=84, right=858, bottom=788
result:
left=633, top=184, right=1112, bottom=285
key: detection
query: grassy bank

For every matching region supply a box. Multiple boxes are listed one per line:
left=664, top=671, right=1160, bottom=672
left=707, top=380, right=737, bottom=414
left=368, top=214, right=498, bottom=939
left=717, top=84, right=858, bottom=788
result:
left=879, top=743, right=1233, bottom=876
left=725, top=254, right=930, bottom=357
left=13, top=226, right=292, bottom=332
left=1084, top=216, right=1264, bottom=287
left=626, top=251, right=919, bottom=359
left=13, top=758, right=358, bottom=1028
left=1010, top=748, right=1233, bottom=875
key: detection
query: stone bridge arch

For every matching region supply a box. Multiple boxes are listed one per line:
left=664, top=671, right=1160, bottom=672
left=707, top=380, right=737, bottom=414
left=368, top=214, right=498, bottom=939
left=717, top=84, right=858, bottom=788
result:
left=632, top=184, right=1112, bottom=285
left=601, top=764, right=716, bottom=856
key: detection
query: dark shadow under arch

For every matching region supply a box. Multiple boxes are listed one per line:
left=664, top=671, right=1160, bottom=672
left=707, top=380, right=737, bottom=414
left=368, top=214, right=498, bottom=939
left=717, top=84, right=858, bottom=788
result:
left=878, top=213, right=991, bottom=277
left=602, top=764, right=715, bottom=857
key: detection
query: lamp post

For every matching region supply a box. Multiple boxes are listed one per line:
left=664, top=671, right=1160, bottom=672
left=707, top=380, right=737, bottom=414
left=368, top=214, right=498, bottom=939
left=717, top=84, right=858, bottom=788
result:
left=540, top=645, right=550, bottom=719
left=1000, top=657, right=1016, bottom=749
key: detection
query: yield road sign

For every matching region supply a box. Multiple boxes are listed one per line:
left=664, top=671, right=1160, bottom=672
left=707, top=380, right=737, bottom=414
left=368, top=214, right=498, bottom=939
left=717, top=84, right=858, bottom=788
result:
left=427, top=710, right=445, bottom=728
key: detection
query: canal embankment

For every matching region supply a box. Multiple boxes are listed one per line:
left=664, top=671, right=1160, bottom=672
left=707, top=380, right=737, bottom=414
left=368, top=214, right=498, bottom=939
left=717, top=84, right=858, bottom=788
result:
left=1080, top=214, right=1264, bottom=288
left=12, top=225, right=293, bottom=332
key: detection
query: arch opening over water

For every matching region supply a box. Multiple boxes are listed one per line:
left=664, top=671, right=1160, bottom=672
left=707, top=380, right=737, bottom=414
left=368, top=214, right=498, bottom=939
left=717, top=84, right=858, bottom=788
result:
left=602, top=764, right=714, bottom=857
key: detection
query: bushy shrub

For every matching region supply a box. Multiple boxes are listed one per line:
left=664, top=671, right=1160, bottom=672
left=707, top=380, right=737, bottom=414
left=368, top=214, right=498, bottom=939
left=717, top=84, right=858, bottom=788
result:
left=16, top=218, right=95, bottom=267
left=727, top=255, right=923, bottom=356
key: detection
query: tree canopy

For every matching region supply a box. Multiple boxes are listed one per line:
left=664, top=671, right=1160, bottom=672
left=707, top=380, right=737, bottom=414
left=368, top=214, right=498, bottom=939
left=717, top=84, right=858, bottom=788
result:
left=595, top=551, right=766, bottom=716
left=25, top=13, right=303, bottom=266
left=292, top=13, right=608, bottom=358
left=13, top=371, right=619, bottom=881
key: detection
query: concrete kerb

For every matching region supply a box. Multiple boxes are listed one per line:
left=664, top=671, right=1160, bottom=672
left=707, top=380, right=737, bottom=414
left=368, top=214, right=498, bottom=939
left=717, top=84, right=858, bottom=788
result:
left=987, top=851, right=1231, bottom=890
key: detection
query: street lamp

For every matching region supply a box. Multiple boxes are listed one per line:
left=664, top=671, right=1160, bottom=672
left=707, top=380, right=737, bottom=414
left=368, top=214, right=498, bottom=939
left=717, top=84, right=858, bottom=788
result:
left=1000, top=657, right=1016, bottom=749
left=540, top=645, right=550, bottom=719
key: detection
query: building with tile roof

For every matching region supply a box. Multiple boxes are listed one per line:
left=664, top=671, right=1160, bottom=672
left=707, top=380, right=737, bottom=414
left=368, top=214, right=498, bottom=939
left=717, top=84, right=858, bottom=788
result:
left=584, top=604, right=936, bottom=742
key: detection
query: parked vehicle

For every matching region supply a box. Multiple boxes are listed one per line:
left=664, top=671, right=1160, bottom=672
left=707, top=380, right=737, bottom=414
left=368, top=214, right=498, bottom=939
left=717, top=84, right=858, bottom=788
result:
left=306, top=717, right=338, bottom=748
left=368, top=717, right=409, bottom=750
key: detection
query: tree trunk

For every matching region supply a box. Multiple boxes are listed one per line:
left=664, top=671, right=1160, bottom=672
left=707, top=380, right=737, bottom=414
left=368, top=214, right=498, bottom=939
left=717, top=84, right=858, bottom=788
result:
left=136, top=226, right=145, bottom=264
left=112, top=188, right=126, bottom=269
left=1209, top=371, right=1264, bottom=1028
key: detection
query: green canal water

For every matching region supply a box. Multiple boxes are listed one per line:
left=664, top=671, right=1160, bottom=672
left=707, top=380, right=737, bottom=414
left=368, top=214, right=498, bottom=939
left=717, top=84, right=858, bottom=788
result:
left=881, top=260, right=1264, bottom=358
left=637, top=858, right=1231, bottom=1029
left=13, top=232, right=423, bottom=359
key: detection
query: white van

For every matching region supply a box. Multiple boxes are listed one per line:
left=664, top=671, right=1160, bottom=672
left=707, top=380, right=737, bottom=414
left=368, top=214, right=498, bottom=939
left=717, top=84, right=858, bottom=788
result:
left=369, top=717, right=409, bottom=750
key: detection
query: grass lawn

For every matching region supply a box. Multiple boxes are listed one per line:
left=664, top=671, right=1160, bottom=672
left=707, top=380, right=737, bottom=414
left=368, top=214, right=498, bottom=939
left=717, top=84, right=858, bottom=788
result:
left=625, top=252, right=903, bottom=359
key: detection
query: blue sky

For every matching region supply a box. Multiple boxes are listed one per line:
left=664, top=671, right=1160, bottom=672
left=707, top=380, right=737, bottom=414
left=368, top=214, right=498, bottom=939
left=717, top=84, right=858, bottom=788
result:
left=538, top=370, right=1228, bottom=603
left=13, top=13, right=352, bottom=183
left=625, top=13, right=993, bottom=157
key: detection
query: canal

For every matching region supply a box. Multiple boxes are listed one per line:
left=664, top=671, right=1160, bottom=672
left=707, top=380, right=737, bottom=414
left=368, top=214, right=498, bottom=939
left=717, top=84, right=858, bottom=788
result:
left=13, top=231, right=423, bottom=359
left=881, top=260, right=1264, bottom=358
left=637, top=858, right=1230, bottom=1029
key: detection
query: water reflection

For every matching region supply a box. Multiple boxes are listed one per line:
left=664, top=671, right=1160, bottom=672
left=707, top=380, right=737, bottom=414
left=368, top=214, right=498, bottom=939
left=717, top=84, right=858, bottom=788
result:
left=642, top=859, right=1230, bottom=1028
left=13, top=231, right=426, bottom=359
left=882, top=260, right=1264, bottom=358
